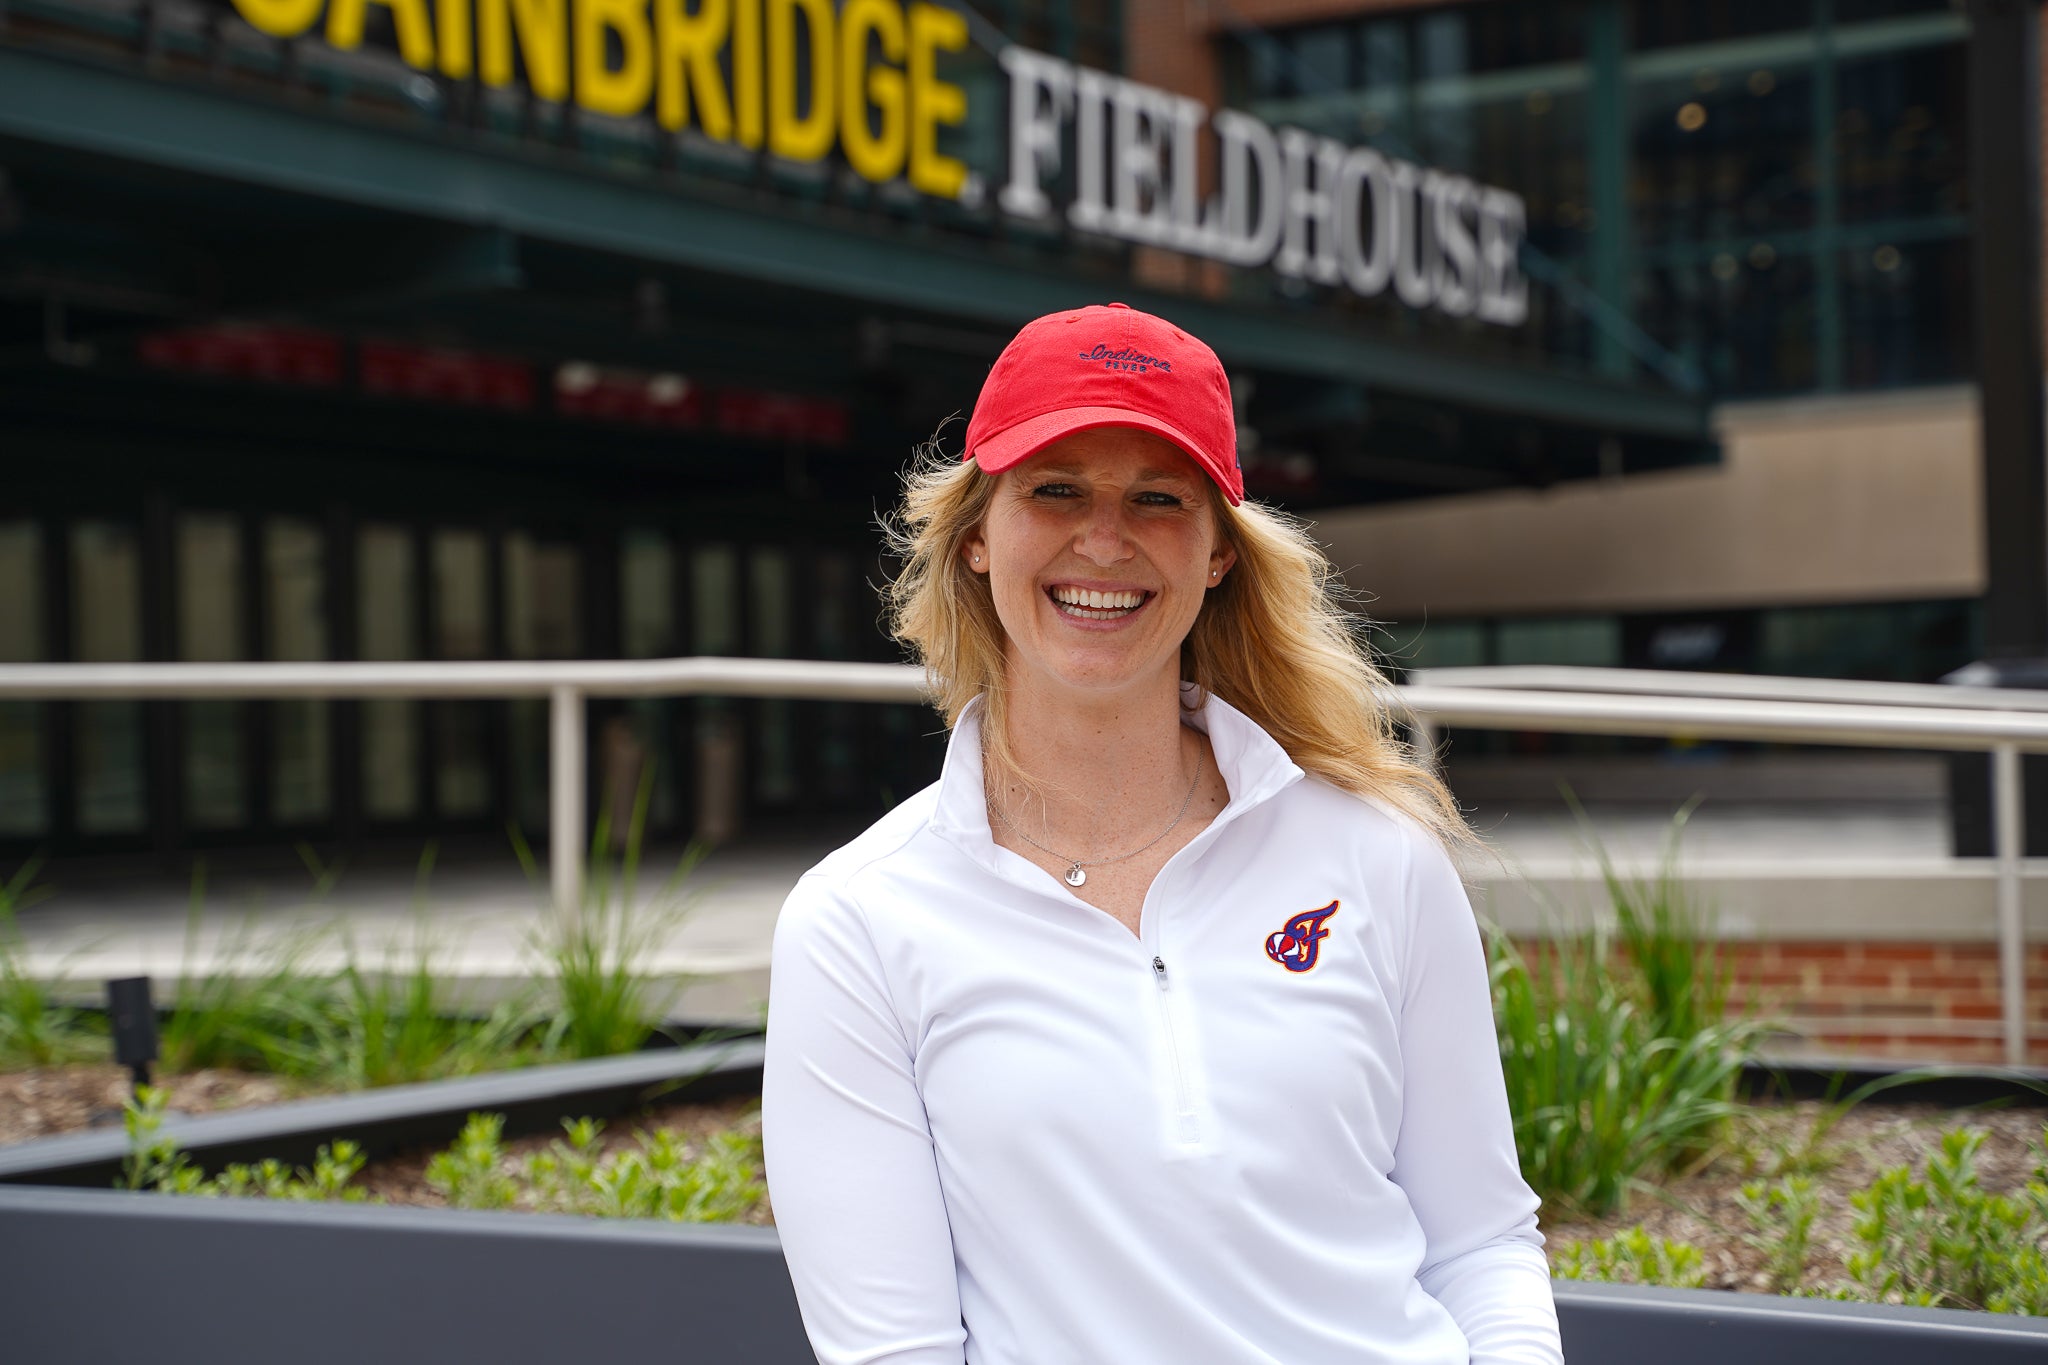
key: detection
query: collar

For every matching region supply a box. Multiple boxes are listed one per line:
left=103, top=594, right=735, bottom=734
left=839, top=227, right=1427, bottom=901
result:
left=928, top=683, right=1306, bottom=876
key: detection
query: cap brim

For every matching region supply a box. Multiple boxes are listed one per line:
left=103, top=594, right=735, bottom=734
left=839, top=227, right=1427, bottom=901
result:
left=969, top=406, right=1242, bottom=505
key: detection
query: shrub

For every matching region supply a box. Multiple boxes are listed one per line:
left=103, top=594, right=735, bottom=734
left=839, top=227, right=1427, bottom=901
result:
left=1564, top=1123, right=2048, bottom=1314
left=1736, top=1174, right=1820, bottom=1293
left=1551, top=1228, right=1708, bottom=1289
left=1845, top=1126, right=2048, bottom=1314
left=121, top=1083, right=367, bottom=1200
left=125, top=1087, right=766, bottom=1225
left=430, top=1110, right=766, bottom=1223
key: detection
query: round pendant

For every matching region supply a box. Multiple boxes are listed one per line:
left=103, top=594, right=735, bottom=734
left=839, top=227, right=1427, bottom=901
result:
left=1064, top=864, right=1087, bottom=888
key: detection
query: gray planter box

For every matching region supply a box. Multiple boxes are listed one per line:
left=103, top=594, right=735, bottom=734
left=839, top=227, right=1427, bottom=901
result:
left=4, top=1183, right=2047, bottom=1365
left=4, top=1043, right=2045, bottom=1363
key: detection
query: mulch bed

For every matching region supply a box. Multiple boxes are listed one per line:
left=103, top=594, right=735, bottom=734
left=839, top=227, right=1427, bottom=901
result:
left=0, top=1064, right=318, bottom=1146
left=1541, top=1098, right=2048, bottom=1293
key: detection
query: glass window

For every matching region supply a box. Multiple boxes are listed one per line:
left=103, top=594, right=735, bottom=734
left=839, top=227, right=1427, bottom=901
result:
left=1835, top=34, right=1967, bottom=226
left=1759, top=598, right=1976, bottom=681
left=71, top=521, right=145, bottom=834
left=434, top=530, right=490, bottom=661
left=813, top=552, right=862, bottom=804
left=267, top=520, right=330, bottom=825
left=620, top=532, right=675, bottom=660
left=1839, top=235, right=1970, bottom=387
left=1641, top=251, right=1819, bottom=394
left=435, top=530, right=493, bottom=820
left=179, top=514, right=247, bottom=830
left=0, top=522, right=45, bottom=836
left=1496, top=615, right=1621, bottom=666
left=1384, top=619, right=1489, bottom=675
left=1628, top=32, right=1818, bottom=248
left=619, top=530, right=681, bottom=828
left=750, top=549, right=798, bottom=805
left=358, top=523, right=419, bottom=822
left=506, top=533, right=582, bottom=834
left=1229, top=0, right=1969, bottom=399
left=691, top=545, right=741, bottom=655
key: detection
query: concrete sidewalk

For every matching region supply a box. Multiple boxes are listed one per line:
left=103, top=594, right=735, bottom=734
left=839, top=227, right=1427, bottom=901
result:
left=7, top=799, right=2039, bottom=1027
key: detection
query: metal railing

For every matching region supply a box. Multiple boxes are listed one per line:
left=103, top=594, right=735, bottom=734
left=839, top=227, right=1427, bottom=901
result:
left=1413, top=663, right=2048, bottom=712
left=2, top=658, right=2044, bottom=1062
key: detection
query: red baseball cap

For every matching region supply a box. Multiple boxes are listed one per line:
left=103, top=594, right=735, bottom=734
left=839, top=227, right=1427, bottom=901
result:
left=963, top=302, right=1243, bottom=505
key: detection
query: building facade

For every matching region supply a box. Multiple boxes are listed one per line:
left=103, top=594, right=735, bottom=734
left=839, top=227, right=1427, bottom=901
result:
left=0, top=0, right=2009, bottom=863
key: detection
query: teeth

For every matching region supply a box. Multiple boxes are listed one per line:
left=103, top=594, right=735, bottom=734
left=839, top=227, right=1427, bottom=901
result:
left=1052, top=586, right=1144, bottom=611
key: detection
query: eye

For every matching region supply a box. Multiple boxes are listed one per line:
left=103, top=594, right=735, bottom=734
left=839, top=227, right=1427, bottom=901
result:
left=1030, top=482, right=1081, bottom=500
left=1135, top=490, right=1186, bottom=508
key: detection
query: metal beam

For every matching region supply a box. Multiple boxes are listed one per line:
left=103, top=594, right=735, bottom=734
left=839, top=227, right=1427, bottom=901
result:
left=0, top=50, right=1713, bottom=444
left=1971, top=0, right=2048, bottom=656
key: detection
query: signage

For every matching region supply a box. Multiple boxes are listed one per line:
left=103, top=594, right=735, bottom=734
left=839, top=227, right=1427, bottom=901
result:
left=228, top=0, right=973, bottom=195
left=222, top=0, right=1527, bottom=324
left=139, top=323, right=850, bottom=441
left=1000, top=48, right=1528, bottom=325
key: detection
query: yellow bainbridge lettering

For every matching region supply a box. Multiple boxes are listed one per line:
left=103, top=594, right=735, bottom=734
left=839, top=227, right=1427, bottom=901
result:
left=767, top=0, right=835, bottom=161
left=576, top=0, right=654, bottom=116
left=906, top=1, right=966, bottom=196
left=479, top=0, right=569, bottom=102
left=438, top=0, right=473, bottom=78
left=228, top=0, right=325, bottom=37
left=655, top=0, right=734, bottom=139
left=326, top=0, right=437, bottom=68
left=838, top=0, right=905, bottom=182
left=221, top=0, right=964, bottom=195
left=731, top=0, right=764, bottom=148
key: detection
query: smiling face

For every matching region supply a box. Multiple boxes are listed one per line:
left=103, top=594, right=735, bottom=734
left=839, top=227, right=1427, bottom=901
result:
left=963, top=426, right=1236, bottom=709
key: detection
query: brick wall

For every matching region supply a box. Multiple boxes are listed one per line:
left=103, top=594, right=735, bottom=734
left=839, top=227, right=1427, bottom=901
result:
left=1724, top=940, right=2048, bottom=1066
left=1512, top=936, right=2048, bottom=1065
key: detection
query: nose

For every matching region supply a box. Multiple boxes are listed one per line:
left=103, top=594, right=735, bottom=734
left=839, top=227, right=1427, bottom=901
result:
left=1072, top=497, right=1135, bottom=565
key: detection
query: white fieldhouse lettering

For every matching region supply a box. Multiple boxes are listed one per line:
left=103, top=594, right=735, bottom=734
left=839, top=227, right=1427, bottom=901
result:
left=764, top=690, right=1563, bottom=1365
left=996, top=47, right=1530, bottom=325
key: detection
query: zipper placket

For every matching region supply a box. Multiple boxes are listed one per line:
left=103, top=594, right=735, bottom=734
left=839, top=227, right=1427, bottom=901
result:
left=1149, top=952, right=1201, bottom=1145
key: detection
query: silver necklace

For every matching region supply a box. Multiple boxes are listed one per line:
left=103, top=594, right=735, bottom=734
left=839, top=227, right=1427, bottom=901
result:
left=987, top=759, right=1203, bottom=888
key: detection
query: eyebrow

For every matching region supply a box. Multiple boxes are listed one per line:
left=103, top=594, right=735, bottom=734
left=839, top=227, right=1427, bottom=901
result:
left=1024, top=462, right=1196, bottom=482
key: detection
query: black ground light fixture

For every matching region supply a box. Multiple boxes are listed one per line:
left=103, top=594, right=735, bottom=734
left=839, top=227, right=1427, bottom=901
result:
left=106, top=976, right=157, bottom=1093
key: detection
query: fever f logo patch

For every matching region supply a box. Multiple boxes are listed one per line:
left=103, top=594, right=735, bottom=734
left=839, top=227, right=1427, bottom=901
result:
left=1265, top=901, right=1339, bottom=973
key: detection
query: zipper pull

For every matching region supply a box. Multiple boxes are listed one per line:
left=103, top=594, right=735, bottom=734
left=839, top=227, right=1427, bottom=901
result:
left=1152, top=955, right=1169, bottom=988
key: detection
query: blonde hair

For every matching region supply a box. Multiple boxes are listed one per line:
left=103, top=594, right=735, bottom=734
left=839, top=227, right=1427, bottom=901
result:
left=882, top=444, right=1474, bottom=851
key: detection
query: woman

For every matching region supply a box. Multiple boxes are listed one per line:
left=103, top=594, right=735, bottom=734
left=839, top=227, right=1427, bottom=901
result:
left=763, top=302, right=1562, bottom=1365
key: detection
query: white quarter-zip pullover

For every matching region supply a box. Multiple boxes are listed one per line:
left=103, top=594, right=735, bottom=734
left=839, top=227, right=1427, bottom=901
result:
left=763, top=691, right=1562, bottom=1365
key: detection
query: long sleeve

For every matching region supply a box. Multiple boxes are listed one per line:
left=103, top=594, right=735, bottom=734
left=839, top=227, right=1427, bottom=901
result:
left=762, top=874, right=967, bottom=1365
left=1388, top=834, right=1564, bottom=1365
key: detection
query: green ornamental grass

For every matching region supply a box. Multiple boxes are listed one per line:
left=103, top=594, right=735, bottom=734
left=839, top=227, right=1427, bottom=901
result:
left=1490, top=800, right=1767, bottom=1219
left=514, top=765, right=703, bottom=1060
left=0, top=856, right=102, bottom=1069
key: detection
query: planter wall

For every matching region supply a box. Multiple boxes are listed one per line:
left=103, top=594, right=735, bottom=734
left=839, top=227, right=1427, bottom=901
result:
left=4, top=1183, right=2048, bottom=1365
left=0, top=1037, right=765, bottom=1188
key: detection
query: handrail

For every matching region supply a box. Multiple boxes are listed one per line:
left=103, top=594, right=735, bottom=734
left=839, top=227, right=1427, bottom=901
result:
left=0, top=657, right=2035, bottom=1064
left=0, top=657, right=933, bottom=702
left=1398, top=683, right=2048, bottom=753
left=1412, top=664, right=2048, bottom=713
